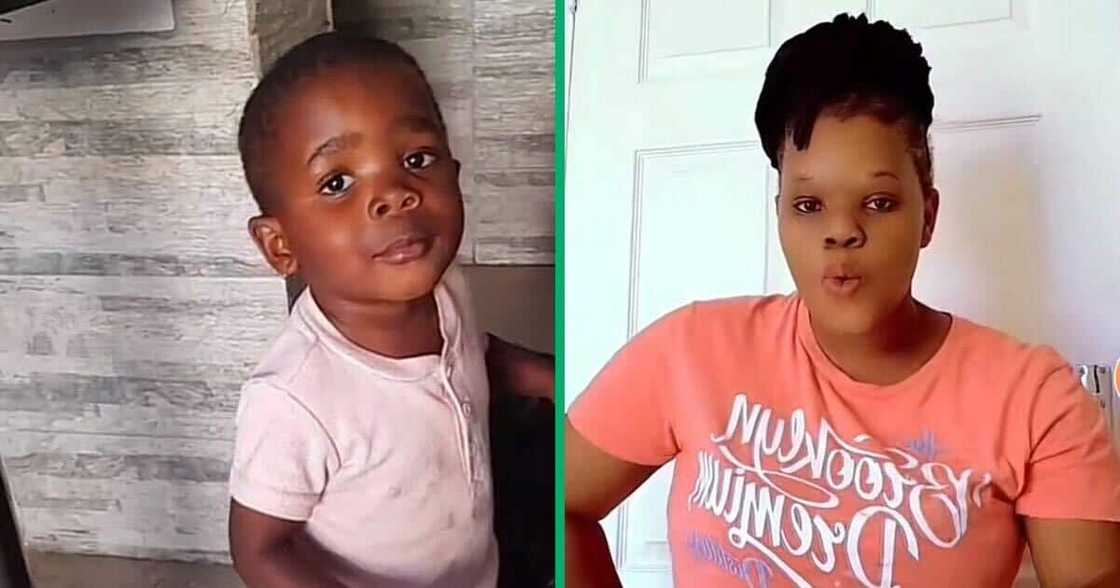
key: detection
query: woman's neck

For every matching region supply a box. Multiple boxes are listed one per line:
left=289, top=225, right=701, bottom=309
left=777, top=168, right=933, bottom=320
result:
left=811, top=296, right=951, bottom=386
left=315, top=289, right=443, bottom=359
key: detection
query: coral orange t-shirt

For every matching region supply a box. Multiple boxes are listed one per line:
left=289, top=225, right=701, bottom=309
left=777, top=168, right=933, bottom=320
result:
left=568, top=295, right=1120, bottom=588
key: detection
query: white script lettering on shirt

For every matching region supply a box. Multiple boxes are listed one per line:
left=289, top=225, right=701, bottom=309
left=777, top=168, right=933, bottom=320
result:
left=687, top=394, right=992, bottom=588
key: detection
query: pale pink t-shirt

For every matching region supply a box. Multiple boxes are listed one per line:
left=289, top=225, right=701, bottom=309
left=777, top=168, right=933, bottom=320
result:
left=569, top=294, right=1120, bottom=588
left=230, top=265, right=497, bottom=587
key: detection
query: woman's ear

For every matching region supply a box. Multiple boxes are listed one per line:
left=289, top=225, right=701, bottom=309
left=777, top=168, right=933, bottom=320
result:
left=921, top=188, right=940, bottom=248
left=248, top=216, right=298, bottom=277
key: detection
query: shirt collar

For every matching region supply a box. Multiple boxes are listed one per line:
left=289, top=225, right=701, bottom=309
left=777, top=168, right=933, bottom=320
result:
left=291, top=274, right=462, bottom=382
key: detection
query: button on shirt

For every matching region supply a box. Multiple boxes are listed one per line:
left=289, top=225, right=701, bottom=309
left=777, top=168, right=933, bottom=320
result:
left=229, top=265, right=497, bottom=587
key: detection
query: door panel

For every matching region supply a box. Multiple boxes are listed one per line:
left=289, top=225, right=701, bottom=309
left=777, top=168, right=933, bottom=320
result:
left=630, top=143, right=769, bottom=333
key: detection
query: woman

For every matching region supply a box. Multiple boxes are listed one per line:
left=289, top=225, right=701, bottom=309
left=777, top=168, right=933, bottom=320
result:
left=565, top=14, right=1120, bottom=588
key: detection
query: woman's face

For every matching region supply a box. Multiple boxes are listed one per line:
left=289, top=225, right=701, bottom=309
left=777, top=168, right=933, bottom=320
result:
left=777, top=113, right=938, bottom=336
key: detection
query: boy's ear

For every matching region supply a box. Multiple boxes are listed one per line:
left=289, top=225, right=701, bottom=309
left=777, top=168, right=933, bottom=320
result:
left=920, top=188, right=940, bottom=248
left=248, top=215, right=298, bottom=277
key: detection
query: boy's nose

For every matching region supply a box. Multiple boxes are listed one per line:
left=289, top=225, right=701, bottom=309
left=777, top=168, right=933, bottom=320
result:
left=369, top=188, right=421, bottom=219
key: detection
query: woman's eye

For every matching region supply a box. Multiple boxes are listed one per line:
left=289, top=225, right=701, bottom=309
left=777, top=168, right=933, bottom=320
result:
left=403, top=152, right=437, bottom=170
left=866, top=196, right=896, bottom=212
left=319, top=174, right=354, bottom=196
left=793, top=199, right=821, bottom=214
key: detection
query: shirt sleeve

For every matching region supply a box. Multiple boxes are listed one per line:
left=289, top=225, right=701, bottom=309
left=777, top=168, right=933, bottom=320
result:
left=566, top=305, right=691, bottom=467
left=1015, top=351, right=1120, bottom=521
left=229, top=381, right=337, bottom=521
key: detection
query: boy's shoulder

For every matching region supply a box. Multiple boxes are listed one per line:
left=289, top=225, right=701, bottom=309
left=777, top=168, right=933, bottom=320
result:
left=241, top=306, right=328, bottom=404
left=244, top=308, right=320, bottom=388
left=240, top=292, right=355, bottom=412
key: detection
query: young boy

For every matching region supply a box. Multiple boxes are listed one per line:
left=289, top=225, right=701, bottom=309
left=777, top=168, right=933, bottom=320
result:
left=228, top=32, right=551, bottom=587
left=565, top=14, right=1120, bottom=588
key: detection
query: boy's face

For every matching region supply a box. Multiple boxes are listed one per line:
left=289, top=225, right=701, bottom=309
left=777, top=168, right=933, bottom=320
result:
left=250, top=62, right=463, bottom=305
left=777, top=114, right=938, bottom=335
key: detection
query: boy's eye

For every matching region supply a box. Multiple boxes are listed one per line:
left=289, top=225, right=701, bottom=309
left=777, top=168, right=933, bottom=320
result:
left=866, top=196, right=897, bottom=212
left=319, top=173, right=354, bottom=196
left=792, top=198, right=822, bottom=214
left=403, top=152, right=437, bottom=170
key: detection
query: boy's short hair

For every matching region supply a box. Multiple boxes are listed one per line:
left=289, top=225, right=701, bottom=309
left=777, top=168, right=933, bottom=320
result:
left=237, top=31, right=446, bottom=214
left=755, top=13, right=935, bottom=194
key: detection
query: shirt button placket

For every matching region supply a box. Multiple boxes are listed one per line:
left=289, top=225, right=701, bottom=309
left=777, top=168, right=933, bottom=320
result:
left=442, top=361, right=476, bottom=493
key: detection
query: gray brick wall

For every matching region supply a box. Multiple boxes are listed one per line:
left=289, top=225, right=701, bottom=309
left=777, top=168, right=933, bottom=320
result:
left=334, top=0, right=555, bottom=264
left=0, top=0, right=553, bottom=563
left=0, top=0, right=294, bottom=563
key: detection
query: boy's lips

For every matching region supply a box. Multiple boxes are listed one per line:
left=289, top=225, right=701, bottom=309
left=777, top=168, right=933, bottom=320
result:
left=372, top=233, right=433, bottom=264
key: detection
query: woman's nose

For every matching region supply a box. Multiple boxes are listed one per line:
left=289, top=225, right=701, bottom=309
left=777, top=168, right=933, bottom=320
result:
left=824, top=216, right=865, bottom=249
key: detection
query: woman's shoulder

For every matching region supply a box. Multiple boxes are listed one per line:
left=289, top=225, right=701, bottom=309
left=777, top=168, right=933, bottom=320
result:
left=690, top=292, right=798, bottom=315
left=646, top=292, right=799, bottom=341
left=948, top=314, right=1073, bottom=383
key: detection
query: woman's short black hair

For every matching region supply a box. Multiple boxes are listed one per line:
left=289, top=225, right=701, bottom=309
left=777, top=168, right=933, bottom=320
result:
left=237, top=31, right=445, bottom=213
left=755, top=13, right=935, bottom=193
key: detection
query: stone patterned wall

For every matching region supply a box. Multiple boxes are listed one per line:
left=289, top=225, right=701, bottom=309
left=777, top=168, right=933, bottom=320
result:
left=0, top=0, right=553, bottom=563
left=0, top=0, right=302, bottom=563
left=334, top=0, right=555, bottom=264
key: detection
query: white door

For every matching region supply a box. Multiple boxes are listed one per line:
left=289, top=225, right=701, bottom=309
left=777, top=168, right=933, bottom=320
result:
left=564, top=1, right=1120, bottom=586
